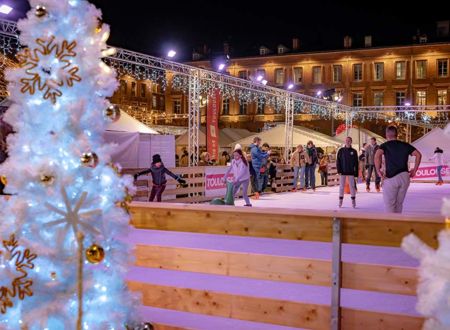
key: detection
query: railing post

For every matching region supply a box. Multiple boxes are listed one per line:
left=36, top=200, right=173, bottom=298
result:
left=331, top=217, right=342, bottom=330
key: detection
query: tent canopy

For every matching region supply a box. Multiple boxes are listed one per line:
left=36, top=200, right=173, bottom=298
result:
left=412, top=126, right=450, bottom=161
left=176, top=127, right=253, bottom=148
left=106, top=111, right=159, bottom=134
left=335, top=127, right=386, bottom=150
left=230, top=124, right=342, bottom=149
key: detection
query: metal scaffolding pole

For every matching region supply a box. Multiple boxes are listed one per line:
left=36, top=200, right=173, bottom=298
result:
left=284, top=93, right=294, bottom=162
left=188, top=70, right=200, bottom=167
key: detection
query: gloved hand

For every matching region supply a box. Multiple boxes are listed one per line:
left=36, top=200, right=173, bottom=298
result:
left=133, top=174, right=138, bottom=181
left=177, top=178, right=188, bottom=187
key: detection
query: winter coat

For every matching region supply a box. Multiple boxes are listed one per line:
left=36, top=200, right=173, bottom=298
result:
left=290, top=150, right=309, bottom=167
left=365, top=144, right=379, bottom=165
left=224, top=159, right=250, bottom=182
left=136, top=164, right=179, bottom=185
left=306, top=147, right=318, bottom=165
left=337, top=146, right=359, bottom=176
left=430, top=153, right=445, bottom=166
left=249, top=143, right=269, bottom=172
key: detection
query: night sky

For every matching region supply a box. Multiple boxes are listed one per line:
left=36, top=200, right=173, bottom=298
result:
left=5, top=0, right=449, bottom=60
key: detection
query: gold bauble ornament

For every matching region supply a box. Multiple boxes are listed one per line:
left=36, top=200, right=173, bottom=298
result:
left=39, top=174, right=55, bottom=186
left=0, top=176, right=7, bottom=186
left=85, top=244, right=105, bottom=264
left=104, top=105, right=121, bottom=122
left=108, top=163, right=122, bottom=176
left=35, top=5, right=47, bottom=17
left=80, top=152, right=99, bottom=168
left=95, top=18, right=103, bottom=33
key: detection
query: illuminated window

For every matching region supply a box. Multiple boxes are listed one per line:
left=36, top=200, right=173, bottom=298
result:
left=416, top=90, right=427, bottom=105
left=352, top=93, right=363, bottom=107
left=333, top=65, right=342, bottom=83
left=257, top=99, right=265, bottom=114
left=374, top=62, right=384, bottom=81
left=415, top=60, right=427, bottom=79
left=438, top=59, right=448, bottom=77
left=131, top=82, right=136, bottom=97
left=256, top=69, right=266, bottom=79
left=120, top=80, right=127, bottom=94
left=312, top=66, right=322, bottom=84
left=152, top=95, right=158, bottom=109
left=438, top=90, right=447, bottom=105
left=140, top=84, right=146, bottom=98
left=238, top=71, right=248, bottom=79
left=396, top=91, right=406, bottom=106
left=293, top=67, right=303, bottom=84
left=373, top=91, right=384, bottom=106
left=239, top=101, right=247, bottom=115
left=173, top=100, right=181, bottom=114
left=395, top=61, right=406, bottom=80
left=353, top=63, right=363, bottom=81
left=222, top=99, right=230, bottom=115
left=275, top=68, right=285, bottom=85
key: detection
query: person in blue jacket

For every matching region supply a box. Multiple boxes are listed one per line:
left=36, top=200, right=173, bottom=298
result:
left=249, top=136, right=270, bottom=199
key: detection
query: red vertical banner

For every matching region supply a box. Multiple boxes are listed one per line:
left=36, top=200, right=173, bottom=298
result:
left=207, top=89, right=220, bottom=161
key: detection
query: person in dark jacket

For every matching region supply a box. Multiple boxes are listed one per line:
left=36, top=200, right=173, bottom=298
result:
left=305, top=140, right=318, bottom=191
left=337, top=136, right=359, bottom=208
left=134, top=154, right=186, bottom=202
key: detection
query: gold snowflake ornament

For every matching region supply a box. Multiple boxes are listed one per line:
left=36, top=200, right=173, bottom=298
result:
left=17, top=36, right=82, bottom=104
left=0, top=234, right=37, bottom=314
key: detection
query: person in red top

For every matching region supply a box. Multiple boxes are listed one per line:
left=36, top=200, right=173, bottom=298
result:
left=375, top=126, right=422, bottom=213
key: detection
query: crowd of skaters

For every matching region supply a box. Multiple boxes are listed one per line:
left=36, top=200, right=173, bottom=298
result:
left=172, top=125, right=446, bottom=214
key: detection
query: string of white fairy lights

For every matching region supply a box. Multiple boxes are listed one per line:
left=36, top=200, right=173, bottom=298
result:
left=1, top=18, right=449, bottom=135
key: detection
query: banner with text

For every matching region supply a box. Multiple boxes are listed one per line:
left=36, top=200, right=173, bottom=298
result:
left=207, top=89, right=220, bottom=161
left=412, top=163, right=449, bottom=180
left=204, top=166, right=233, bottom=197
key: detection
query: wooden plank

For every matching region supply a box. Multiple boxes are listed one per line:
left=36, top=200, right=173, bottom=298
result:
left=342, top=218, right=442, bottom=248
left=130, top=203, right=444, bottom=247
left=135, top=245, right=417, bottom=295
left=342, top=263, right=417, bottom=295
left=128, top=281, right=331, bottom=329
left=130, top=205, right=333, bottom=242
left=341, top=308, right=423, bottom=330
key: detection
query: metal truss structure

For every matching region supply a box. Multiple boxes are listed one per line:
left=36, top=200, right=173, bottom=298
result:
left=188, top=70, right=200, bottom=166
left=1, top=18, right=449, bottom=164
left=284, top=94, right=294, bottom=162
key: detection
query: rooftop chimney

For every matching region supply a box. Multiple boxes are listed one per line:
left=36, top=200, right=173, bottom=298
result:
left=292, top=38, right=300, bottom=51
left=223, top=42, right=230, bottom=55
left=364, top=35, right=372, bottom=47
left=344, top=36, right=352, bottom=49
left=437, top=20, right=450, bottom=38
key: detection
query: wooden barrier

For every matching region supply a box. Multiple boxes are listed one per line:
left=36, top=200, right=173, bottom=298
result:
left=273, top=164, right=294, bottom=192
left=123, top=167, right=206, bottom=203
left=327, top=162, right=340, bottom=187
left=129, top=203, right=444, bottom=329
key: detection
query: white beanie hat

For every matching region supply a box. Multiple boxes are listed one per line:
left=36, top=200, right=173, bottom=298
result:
left=234, top=144, right=242, bottom=151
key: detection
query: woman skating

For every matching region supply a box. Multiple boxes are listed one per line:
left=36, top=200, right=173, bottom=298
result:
left=223, top=149, right=252, bottom=206
left=430, top=147, right=445, bottom=185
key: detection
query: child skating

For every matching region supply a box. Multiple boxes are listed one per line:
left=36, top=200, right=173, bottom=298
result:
left=134, top=154, right=186, bottom=202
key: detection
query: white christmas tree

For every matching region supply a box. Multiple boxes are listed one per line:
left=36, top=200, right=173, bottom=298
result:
left=0, top=0, right=140, bottom=328
left=402, top=124, right=450, bottom=330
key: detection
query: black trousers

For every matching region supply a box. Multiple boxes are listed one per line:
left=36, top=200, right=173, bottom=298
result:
left=149, top=184, right=166, bottom=202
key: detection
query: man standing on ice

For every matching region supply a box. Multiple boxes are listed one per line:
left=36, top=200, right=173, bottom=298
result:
left=375, top=126, right=422, bottom=213
left=337, top=136, right=359, bottom=208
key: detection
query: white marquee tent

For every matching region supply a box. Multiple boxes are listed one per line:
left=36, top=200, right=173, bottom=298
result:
left=104, top=112, right=175, bottom=168
left=412, top=126, right=450, bottom=160
left=335, top=127, right=386, bottom=151
left=230, top=124, right=342, bottom=150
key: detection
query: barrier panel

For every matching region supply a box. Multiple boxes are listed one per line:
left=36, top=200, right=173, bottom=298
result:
left=128, top=203, right=444, bottom=329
